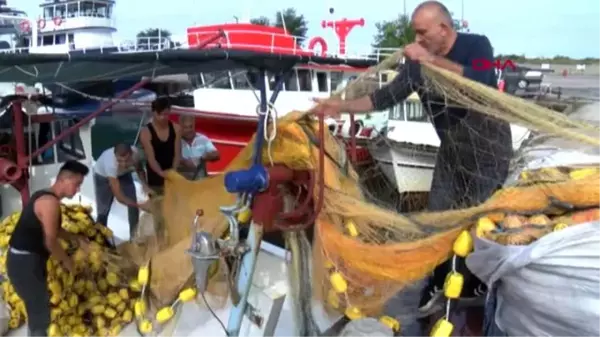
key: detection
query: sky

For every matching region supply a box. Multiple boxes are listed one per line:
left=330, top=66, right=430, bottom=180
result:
left=18, top=0, right=600, bottom=58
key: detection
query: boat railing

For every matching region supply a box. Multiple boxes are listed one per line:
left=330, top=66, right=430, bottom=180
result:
left=187, top=29, right=401, bottom=61
left=0, top=35, right=175, bottom=54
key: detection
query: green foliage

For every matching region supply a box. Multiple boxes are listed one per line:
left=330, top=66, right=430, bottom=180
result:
left=371, top=12, right=598, bottom=63
left=136, top=28, right=171, bottom=39
left=372, top=14, right=414, bottom=49
left=250, top=16, right=270, bottom=26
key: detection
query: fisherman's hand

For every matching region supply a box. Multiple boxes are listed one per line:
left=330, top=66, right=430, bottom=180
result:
left=63, top=258, right=76, bottom=274
left=182, top=159, right=197, bottom=170
left=311, top=97, right=343, bottom=119
left=138, top=200, right=152, bottom=213
left=403, top=43, right=434, bottom=64
left=75, top=236, right=91, bottom=253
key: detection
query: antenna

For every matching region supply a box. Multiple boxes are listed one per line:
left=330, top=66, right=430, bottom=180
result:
left=279, top=9, right=287, bottom=34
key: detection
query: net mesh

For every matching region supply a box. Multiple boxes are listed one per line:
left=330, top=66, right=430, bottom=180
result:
left=119, top=51, right=600, bottom=317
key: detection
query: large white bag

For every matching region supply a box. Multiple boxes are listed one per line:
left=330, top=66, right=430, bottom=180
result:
left=466, top=221, right=600, bottom=336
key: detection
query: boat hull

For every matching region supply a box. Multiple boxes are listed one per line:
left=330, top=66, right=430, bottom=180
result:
left=369, top=136, right=437, bottom=194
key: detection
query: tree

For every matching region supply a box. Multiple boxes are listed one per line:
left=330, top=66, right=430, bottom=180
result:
left=274, top=8, right=308, bottom=45
left=136, top=28, right=172, bottom=49
left=250, top=8, right=308, bottom=45
left=372, top=14, right=414, bottom=50
left=373, top=12, right=468, bottom=50
left=250, top=16, right=270, bottom=26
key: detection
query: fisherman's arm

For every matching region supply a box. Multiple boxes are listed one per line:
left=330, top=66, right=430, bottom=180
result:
left=367, top=63, right=419, bottom=111
left=202, top=137, right=220, bottom=162
left=107, top=176, right=139, bottom=208
left=37, top=196, right=74, bottom=271
left=172, top=124, right=182, bottom=170
left=139, top=128, right=165, bottom=178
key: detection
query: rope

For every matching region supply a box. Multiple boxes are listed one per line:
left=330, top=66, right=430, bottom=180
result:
left=52, top=70, right=249, bottom=105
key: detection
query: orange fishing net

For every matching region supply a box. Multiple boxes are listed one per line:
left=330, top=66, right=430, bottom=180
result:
left=118, top=109, right=599, bottom=316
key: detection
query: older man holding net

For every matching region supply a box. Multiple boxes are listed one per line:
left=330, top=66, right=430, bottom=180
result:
left=314, top=0, right=512, bottom=332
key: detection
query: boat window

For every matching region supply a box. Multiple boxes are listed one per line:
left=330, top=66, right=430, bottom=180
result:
left=405, top=102, right=428, bottom=122
left=42, top=35, right=53, bottom=46
left=43, top=7, right=54, bottom=20
left=55, top=4, right=66, bottom=18
left=202, top=71, right=232, bottom=89
left=54, top=120, right=86, bottom=162
left=330, top=71, right=344, bottom=92
left=231, top=70, right=261, bottom=90
left=80, top=1, right=95, bottom=17
left=268, top=72, right=285, bottom=91
left=26, top=122, right=55, bottom=165
left=94, top=2, right=108, bottom=17
left=55, top=34, right=66, bottom=45
left=297, top=69, right=312, bottom=92
left=66, top=3, right=77, bottom=17
left=389, top=104, right=405, bottom=121
left=285, top=70, right=299, bottom=91
left=316, top=72, right=328, bottom=92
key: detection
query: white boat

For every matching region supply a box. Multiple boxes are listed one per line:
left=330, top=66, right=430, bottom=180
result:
left=369, top=90, right=531, bottom=194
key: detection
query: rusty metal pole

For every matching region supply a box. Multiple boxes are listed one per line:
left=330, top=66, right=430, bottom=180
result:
left=11, top=100, right=31, bottom=204
left=28, top=79, right=150, bottom=161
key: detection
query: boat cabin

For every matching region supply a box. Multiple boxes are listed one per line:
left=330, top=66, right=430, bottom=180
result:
left=0, top=106, right=95, bottom=217
left=14, top=0, right=117, bottom=53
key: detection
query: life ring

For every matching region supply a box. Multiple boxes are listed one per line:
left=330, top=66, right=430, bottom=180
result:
left=53, top=16, right=62, bottom=26
left=38, top=18, right=46, bottom=29
left=19, top=20, right=30, bottom=32
left=308, top=37, right=328, bottom=57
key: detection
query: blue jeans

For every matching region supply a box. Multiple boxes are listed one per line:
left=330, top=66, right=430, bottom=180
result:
left=483, top=286, right=508, bottom=336
left=94, top=173, right=139, bottom=237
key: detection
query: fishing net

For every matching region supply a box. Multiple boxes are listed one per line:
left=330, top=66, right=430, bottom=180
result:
left=120, top=49, right=600, bottom=320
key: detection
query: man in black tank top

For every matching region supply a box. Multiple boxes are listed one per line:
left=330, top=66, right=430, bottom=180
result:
left=7, top=160, right=90, bottom=336
left=139, top=97, right=182, bottom=193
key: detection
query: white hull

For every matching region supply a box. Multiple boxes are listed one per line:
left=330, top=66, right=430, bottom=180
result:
left=372, top=119, right=531, bottom=194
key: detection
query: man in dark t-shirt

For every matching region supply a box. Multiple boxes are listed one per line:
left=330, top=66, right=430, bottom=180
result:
left=314, top=0, right=512, bottom=324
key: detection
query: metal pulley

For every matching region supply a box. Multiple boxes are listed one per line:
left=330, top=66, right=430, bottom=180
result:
left=186, top=210, right=220, bottom=293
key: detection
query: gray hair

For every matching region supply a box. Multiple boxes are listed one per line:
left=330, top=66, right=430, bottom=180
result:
left=412, top=0, right=454, bottom=27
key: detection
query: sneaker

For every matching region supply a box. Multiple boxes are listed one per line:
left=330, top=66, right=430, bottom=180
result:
left=417, top=282, right=444, bottom=316
left=461, top=283, right=488, bottom=301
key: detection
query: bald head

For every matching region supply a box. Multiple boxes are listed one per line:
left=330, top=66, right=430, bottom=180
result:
left=179, top=115, right=196, bottom=141
left=411, top=1, right=457, bottom=55
left=412, top=1, right=454, bottom=27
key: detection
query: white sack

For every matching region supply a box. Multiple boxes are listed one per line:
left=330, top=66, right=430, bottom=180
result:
left=466, top=221, right=600, bottom=336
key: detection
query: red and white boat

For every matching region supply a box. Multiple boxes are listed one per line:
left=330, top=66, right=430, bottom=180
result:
left=170, top=19, right=391, bottom=174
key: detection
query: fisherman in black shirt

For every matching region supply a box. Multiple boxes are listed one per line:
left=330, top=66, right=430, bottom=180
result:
left=138, top=97, right=181, bottom=242
left=139, top=97, right=182, bottom=193
left=7, top=160, right=90, bottom=336
left=314, top=0, right=512, bottom=325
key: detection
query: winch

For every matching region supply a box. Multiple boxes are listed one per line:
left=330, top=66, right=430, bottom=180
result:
left=184, top=67, right=327, bottom=337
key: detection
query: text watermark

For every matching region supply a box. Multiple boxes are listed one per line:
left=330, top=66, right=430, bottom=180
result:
left=472, top=59, right=516, bottom=71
